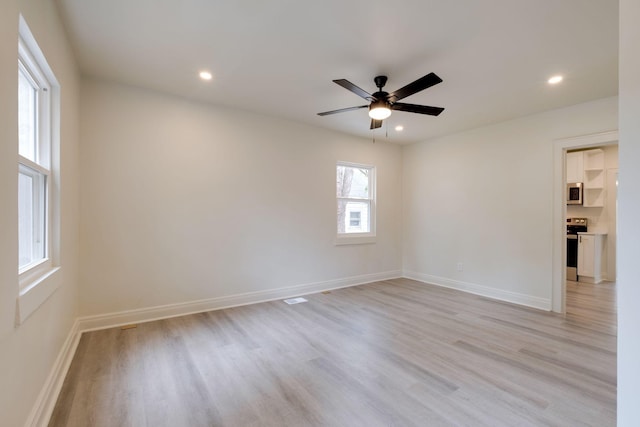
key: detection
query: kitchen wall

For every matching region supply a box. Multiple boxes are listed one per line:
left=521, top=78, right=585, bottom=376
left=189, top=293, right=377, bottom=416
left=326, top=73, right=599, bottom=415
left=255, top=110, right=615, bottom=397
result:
left=402, top=96, right=617, bottom=310
left=79, top=79, right=403, bottom=316
left=0, top=0, right=81, bottom=426
left=566, top=144, right=618, bottom=280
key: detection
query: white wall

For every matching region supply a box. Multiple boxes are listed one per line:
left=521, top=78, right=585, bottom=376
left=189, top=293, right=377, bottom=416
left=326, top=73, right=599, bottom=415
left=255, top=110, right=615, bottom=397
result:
left=402, top=97, right=617, bottom=309
left=0, top=0, right=80, bottom=426
left=618, top=0, right=640, bottom=424
left=79, top=79, right=403, bottom=316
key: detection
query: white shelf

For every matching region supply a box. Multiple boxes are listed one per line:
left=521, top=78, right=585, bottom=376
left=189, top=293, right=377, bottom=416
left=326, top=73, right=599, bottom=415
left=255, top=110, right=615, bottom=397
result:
left=583, top=188, right=604, bottom=207
left=583, top=172, right=604, bottom=189
left=583, top=149, right=604, bottom=170
left=582, top=149, right=605, bottom=206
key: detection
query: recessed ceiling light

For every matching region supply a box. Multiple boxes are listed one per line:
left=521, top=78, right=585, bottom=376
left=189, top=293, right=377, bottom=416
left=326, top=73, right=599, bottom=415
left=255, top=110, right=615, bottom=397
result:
left=395, top=125, right=404, bottom=131
left=199, top=71, right=213, bottom=81
left=548, top=75, right=563, bottom=85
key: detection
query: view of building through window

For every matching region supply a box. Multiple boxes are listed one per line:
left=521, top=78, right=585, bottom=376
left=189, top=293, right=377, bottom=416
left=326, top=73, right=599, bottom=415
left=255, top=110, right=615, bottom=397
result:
left=349, top=211, right=361, bottom=227
left=337, top=163, right=373, bottom=234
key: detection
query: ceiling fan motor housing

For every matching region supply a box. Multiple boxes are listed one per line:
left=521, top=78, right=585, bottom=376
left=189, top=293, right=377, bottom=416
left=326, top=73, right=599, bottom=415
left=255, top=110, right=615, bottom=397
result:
left=370, top=76, right=392, bottom=119
left=374, top=75, right=388, bottom=89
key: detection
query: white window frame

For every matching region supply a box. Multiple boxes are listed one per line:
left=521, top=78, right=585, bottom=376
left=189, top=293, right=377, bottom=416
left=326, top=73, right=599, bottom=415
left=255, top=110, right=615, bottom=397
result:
left=336, top=161, right=376, bottom=245
left=18, top=56, right=50, bottom=274
left=16, top=16, right=61, bottom=325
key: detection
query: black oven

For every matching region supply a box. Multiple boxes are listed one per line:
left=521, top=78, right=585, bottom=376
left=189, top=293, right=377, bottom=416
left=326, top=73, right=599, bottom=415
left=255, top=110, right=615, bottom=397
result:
left=566, top=218, right=587, bottom=281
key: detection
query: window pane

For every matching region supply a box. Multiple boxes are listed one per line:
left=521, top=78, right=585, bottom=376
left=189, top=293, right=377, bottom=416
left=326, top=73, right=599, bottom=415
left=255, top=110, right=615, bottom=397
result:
left=338, top=200, right=370, bottom=234
left=19, top=172, right=34, bottom=268
left=18, top=166, right=46, bottom=269
left=337, top=166, right=369, bottom=199
left=18, top=67, right=37, bottom=162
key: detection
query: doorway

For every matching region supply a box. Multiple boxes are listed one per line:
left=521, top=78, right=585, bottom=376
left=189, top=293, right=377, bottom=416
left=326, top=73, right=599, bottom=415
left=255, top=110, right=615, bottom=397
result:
left=552, top=131, right=618, bottom=313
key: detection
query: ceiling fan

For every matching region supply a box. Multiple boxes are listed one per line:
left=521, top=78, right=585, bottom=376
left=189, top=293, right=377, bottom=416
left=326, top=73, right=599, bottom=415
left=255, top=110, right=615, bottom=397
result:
left=318, top=73, right=445, bottom=129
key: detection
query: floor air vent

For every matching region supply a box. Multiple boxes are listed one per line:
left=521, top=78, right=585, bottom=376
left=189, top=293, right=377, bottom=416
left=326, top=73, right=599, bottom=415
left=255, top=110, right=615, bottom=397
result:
left=283, top=297, right=308, bottom=305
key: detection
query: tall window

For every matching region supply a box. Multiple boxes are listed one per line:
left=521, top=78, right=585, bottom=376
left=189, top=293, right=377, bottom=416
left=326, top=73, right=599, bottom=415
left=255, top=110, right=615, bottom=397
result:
left=336, top=162, right=375, bottom=240
left=18, top=31, right=53, bottom=277
left=15, top=17, right=61, bottom=325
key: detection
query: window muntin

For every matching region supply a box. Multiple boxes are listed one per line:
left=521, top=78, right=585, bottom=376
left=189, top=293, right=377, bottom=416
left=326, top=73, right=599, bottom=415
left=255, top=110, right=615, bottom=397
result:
left=336, top=163, right=375, bottom=237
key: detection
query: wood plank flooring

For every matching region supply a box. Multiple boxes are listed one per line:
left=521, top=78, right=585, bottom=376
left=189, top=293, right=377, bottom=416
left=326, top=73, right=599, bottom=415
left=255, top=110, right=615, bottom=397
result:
left=49, top=278, right=617, bottom=426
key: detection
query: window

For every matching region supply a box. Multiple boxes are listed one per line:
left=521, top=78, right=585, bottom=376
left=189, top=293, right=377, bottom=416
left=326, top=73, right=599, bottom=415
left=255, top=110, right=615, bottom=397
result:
left=16, top=16, right=61, bottom=325
left=336, top=162, right=375, bottom=244
left=18, top=35, right=52, bottom=275
left=18, top=58, right=50, bottom=273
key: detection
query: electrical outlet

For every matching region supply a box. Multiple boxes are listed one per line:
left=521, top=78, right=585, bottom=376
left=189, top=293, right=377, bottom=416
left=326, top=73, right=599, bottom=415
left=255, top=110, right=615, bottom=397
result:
left=456, top=262, right=464, bottom=272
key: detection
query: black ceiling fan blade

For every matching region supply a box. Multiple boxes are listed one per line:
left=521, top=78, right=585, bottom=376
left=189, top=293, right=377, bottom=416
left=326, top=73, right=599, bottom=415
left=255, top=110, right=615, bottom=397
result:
left=392, top=102, right=445, bottom=116
left=370, top=119, right=383, bottom=129
left=333, top=79, right=377, bottom=102
left=317, top=105, right=368, bottom=116
left=388, top=73, right=443, bottom=102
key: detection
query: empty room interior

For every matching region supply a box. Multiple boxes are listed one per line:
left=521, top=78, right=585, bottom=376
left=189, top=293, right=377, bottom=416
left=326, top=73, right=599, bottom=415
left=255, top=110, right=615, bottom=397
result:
left=2, top=0, right=640, bottom=426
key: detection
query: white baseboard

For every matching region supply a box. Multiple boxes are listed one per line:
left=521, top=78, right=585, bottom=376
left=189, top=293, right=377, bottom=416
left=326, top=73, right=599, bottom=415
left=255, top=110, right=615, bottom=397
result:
left=403, top=270, right=551, bottom=311
left=77, top=270, right=403, bottom=332
left=25, top=319, right=81, bottom=427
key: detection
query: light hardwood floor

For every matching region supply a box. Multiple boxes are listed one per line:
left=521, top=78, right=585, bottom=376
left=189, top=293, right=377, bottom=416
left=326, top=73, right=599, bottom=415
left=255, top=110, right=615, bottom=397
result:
left=49, top=278, right=616, bottom=426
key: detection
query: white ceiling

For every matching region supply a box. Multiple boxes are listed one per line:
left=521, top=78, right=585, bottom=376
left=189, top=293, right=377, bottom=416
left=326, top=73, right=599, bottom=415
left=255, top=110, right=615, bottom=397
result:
left=55, top=0, right=618, bottom=144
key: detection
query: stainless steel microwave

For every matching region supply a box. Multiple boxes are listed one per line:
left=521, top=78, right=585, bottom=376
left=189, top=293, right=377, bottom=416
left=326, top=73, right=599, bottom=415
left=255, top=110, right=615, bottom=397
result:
left=567, top=182, right=583, bottom=205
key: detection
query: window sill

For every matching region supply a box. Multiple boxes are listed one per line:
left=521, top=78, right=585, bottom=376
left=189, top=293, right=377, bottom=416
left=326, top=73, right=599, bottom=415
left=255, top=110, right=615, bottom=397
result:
left=16, top=266, right=61, bottom=326
left=335, top=235, right=377, bottom=245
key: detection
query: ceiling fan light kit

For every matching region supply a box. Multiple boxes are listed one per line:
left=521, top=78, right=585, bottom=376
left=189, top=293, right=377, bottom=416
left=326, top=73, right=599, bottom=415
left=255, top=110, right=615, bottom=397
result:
left=318, top=73, right=445, bottom=129
left=369, top=99, right=392, bottom=120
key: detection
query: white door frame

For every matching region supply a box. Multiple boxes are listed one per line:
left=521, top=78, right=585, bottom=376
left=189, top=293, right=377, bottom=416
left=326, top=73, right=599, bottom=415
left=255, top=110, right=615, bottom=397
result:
left=552, top=130, right=618, bottom=313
